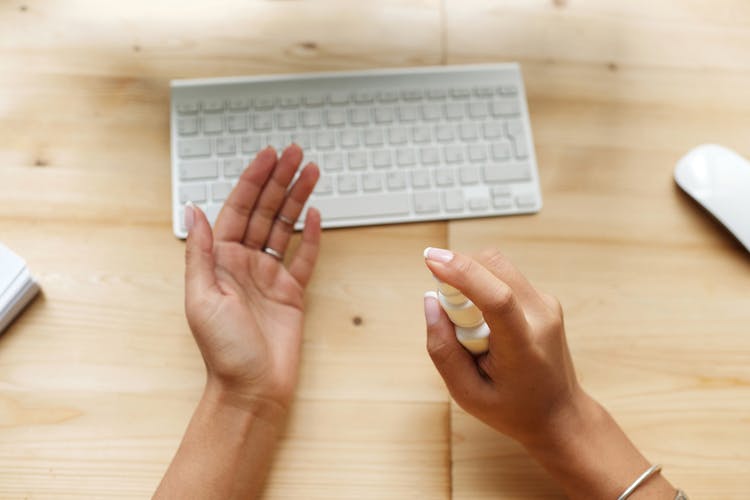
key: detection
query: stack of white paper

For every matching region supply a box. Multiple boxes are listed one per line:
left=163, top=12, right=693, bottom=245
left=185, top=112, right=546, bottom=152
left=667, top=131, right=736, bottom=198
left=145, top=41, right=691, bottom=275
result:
left=0, top=242, right=40, bottom=334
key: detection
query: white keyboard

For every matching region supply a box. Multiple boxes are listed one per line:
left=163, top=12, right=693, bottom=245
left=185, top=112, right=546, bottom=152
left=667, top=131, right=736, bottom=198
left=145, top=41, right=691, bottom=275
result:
left=169, top=64, right=542, bottom=238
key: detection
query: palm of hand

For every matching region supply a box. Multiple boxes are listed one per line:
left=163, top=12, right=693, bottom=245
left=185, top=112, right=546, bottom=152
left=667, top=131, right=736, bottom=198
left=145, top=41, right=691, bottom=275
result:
left=188, top=241, right=307, bottom=407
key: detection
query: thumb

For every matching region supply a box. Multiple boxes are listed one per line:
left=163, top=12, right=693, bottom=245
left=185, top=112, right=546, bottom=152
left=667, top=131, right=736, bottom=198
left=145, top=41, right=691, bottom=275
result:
left=185, top=203, right=218, bottom=300
left=424, top=292, right=490, bottom=409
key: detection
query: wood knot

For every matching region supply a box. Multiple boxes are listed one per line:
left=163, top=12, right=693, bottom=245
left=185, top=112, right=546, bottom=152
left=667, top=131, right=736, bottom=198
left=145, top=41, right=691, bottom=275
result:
left=299, top=41, right=318, bottom=50
left=607, top=62, right=619, bottom=72
left=352, top=316, right=363, bottom=326
left=19, top=5, right=28, bottom=12
left=132, top=44, right=141, bottom=52
left=34, top=158, right=48, bottom=167
left=552, top=0, right=567, bottom=7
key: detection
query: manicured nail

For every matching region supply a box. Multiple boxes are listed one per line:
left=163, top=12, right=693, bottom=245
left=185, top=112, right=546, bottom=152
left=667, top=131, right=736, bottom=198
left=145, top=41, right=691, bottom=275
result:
left=184, top=201, right=195, bottom=232
left=423, top=247, right=454, bottom=263
left=423, top=291, right=441, bottom=326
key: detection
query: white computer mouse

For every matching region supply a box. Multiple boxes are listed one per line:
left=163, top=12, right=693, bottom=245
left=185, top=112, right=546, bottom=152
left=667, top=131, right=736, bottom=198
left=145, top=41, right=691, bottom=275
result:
left=674, top=144, right=750, bottom=253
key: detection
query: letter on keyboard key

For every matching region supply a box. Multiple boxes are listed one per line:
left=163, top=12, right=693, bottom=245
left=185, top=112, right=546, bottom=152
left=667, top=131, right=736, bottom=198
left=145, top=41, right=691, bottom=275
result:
left=313, top=193, right=410, bottom=220
left=413, top=192, right=441, bottom=214
left=482, top=163, right=531, bottom=183
left=180, top=160, right=218, bottom=180
left=178, top=117, right=199, bottom=136
left=179, top=139, right=211, bottom=158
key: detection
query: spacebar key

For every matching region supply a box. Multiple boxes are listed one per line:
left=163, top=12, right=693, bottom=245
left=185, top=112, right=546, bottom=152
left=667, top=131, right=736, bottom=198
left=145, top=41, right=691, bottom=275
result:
left=312, top=193, right=411, bottom=220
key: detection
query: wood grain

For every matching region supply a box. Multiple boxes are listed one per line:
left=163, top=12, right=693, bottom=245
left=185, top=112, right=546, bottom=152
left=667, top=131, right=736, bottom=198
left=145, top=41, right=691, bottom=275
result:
left=445, top=1, right=750, bottom=498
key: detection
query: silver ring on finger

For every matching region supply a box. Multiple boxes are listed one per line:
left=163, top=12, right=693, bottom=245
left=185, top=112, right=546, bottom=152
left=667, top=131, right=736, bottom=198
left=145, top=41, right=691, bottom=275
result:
left=263, top=246, right=284, bottom=261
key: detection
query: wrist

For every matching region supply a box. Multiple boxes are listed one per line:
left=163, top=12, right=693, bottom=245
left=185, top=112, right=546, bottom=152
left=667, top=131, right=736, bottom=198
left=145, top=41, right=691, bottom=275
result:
left=203, top=377, right=289, bottom=430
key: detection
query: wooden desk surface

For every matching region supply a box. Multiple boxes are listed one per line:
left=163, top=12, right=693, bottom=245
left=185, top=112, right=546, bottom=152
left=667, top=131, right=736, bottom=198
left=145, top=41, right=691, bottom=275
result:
left=1, top=1, right=749, bottom=498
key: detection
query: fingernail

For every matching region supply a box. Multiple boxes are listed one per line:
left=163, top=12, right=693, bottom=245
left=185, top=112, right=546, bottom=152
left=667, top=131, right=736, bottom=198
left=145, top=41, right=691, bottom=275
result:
left=184, top=201, right=195, bottom=232
left=423, top=247, right=454, bottom=263
left=424, top=291, right=441, bottom=326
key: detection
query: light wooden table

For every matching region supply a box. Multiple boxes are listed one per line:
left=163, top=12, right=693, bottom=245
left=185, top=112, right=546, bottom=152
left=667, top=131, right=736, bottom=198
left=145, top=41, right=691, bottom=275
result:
left=1, top=1, right=749, bottom=498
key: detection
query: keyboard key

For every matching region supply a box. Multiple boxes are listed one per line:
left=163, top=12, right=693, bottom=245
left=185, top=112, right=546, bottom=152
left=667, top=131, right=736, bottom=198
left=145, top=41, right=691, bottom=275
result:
left=179, top=184, right=207, bottom=203
left=315, top=131, right=336, bottom=150
left=254, top=96, right=275, bottom=110
left=482, top=163, right=531, bottom=183
left=420, top=104, right=442, bottom=121
left=265, top=133, right=288, bottom=151
left=468, top=196, right=490, bottom=211
left=326, top=109, right=347, bottom=127
left=362, top=173, right=384, bottom=192
left=203, top=115, right=223, bottom=134
left=353, top=91, right=375, bottom=104
left=443, top=190, right=464, bottom=212
left=386, top=171, right=407, bottom=191
left=413, top=192, right=440, bottom=213
left=412, top=125, right=432, bottom=144
left=303, top=94, right=325, bottom=107
left=492, top=187, right=514, bottom=209
left=506, top=119, right=523, bottom=138
left=444, top=145, right=464, bottom=164
left=398, top=105, right=418, bottom=122
left=459, top=166, right=481, bottom=185
left=211, top=182, right=233, bottom=202
left=435, top=168, right=456, bottom=187
left=205, top=204, right=222, bottom=225
left=396, top=148, right=416, bottom=167
left=329, top=91, right=350, bottom=105
left=372, top=150, right=392, bottom=169
left=378, top=90, right=399, bottom=103
left=474, top=86, right=494, bottom=98
left=253, top=113, right=273, bottom=131
left=468, top=102, right=488, bottom=119
left=322, top=152, right=344, bottom=172
left=176, top=102, right=199, bottom=115
left=445, top=102, right=464, bottom=120
left=388, top=127, right=408, bottom=145
left=312, top=193, right=411, bottom=220
left=411, top=170, right=431, bottom=189
left=228, top=98, right=250, bottom=111
left=500, top=85, right=518, bottom=96
left=467, top=144, right=487, bottom=162
left=280, top=95, right=300, bottom=108
left=226, top=114, right=248, bottom=132
left=223, top=158, right=245, bottom=178
left=491, top=141, right=512, bottom=160
left=363, top=129, right=384, bottom=147
left=179, top=160, right=218, bottom=180
left=436, top=125, right=455, bottom=143
left=458, top=123, right=478, bottom=142
left=420, top=147, right=440, bottom=166
left=350, top=108, right=370, bottom=125
left=203, top=99, right=224, bottom=113
left=277, top=110, right=298, bottom=129
left=516, top=193, right=538, bottom=208
left=241, top=136, right=262, bottom=154
left=177, top=117, right=199, bottom=136
left=340, top=130, right=359, bottom=148
left=426, top=88, right=447, bottom=100
left=290, top=132, right=311, bottom=149
left=337, top=173, right=358, bottom=193
left=216, top=137, right=236, bottom=155
left=179, top=138, right=211, bottom=158
left=313, top=175, right=334, bottom=195
left=374, top=107, right=395, bottom=124
left=482, top=122, right=503, bottom=140
left=348, top=152, right=368, bottom=170
left=402, top=89, right=423, bottom=101
left=491, top=99, right=520, bottom=117
left=450, top=88, right=471, bottom=99
left=301, top=110, right=322, bottom=128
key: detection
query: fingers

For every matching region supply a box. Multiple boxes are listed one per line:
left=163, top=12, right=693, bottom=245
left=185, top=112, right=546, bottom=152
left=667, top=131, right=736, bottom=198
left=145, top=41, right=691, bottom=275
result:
left=243, top=144, right=305, bottom=250
left=287, top=207, right=322, bottom=289
left=474, top=248, right=548, bottom=314
left=213, top=147, right=277, bottom=242
left=263, top=162, right=320, bottom=256
left=185, top=203, right=218, bottom=302
left=424, top=292, right=492, bottom=408
left=424, top=247, right=530, bottom=347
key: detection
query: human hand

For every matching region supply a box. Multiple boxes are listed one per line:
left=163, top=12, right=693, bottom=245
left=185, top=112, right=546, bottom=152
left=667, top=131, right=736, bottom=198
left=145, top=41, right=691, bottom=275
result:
left=422, top=247, right=587, bottom=446
left=184, top=145, right=321, bottom=420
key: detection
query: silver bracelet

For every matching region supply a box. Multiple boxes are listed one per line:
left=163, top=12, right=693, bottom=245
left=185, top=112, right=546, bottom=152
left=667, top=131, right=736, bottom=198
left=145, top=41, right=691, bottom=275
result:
left=674, top=489, right=689, bottom=500
left=617, top=463, right=662, bottom=500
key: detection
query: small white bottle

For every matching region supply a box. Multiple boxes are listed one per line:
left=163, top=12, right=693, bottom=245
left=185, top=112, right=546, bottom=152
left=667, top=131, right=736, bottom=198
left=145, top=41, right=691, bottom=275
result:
left=435, top=280, right=490, bottom=355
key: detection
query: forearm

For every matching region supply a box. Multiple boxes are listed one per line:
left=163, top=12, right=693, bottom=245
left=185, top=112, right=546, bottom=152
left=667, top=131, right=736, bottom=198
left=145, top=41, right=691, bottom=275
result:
left=154, top=380, right=285, bottom=500
left=523, top=391, right=676, bottom=500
